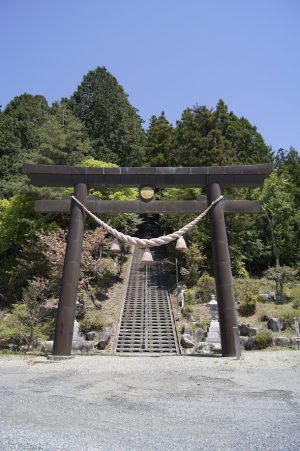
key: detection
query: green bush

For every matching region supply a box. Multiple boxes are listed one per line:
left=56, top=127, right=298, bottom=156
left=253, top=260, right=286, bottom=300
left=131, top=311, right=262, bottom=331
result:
left=259, top=312, right=269, bottom=322
left=79, top=310, right=104, bottom=334
left=255, top=330, right=273, bottom=349
left=180, top=243, right=205, bottom=288
left=0, top=278, right=52, bottom=350
left=183, top=288, right=195, bottom=305
left=199, top=319, right=210, bottom=330
left=96, top=258, right=118, bottom=288
left=0, top=319, right=20, bottom=348
left=281, top=309, right=300, bottom=329
left=234, top=279, right=259, bottom=304
left=196, top=272, right=216, bottom=304
left=182, top=305, right=193, bottom=315
left=238, top=293, right=257, bottom=317
left=291, top=287, right=300, bottom=309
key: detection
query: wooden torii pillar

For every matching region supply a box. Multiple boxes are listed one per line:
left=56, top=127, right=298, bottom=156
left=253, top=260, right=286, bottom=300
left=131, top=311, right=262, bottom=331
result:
left=24, top=163, right=272, bottom=357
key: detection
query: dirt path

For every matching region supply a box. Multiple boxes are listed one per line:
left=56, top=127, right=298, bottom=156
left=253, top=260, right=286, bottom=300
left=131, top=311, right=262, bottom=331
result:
left=0, top=351, right=299, bottom=450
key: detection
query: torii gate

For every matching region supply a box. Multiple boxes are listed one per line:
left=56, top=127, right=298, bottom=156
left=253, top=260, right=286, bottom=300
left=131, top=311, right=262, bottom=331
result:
left=24, top=163, right=272, bottom=357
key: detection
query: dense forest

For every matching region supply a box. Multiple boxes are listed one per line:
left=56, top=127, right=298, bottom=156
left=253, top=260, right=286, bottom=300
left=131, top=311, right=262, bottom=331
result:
left=0, top=67, right=299, bottom=349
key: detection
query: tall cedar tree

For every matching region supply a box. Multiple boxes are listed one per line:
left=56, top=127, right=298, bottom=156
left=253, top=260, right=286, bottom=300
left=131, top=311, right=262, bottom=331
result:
left=70, top=67, right=145, bottom=166
left=0, top=94, right=50, bottom=197
left=173, top=100, right=271, bottom=166
left=145, top=113, right=175, bottom=166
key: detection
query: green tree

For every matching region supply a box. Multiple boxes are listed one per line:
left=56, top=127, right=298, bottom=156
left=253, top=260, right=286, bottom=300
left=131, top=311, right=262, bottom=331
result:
left=145, top=113, right=175, bottom=166
left=180, top=243, right=206, bottom=287
left=0, top=194, right=42, bottom=254
left=33, top=101, right=93, bottom=165
left=259, top=171, right=297, bottom=267
left=173, top=100, right=271, bottom=167
left=70, top=67, right=145, bottom=166
left=0, top=278, right=52, bottom=350
left=174, top=105, right=234, bottom=166
left=0, top=94, right=50, bottom=197
left=0, top=194, right=53, bottom=304
left=265, top=266, right=298, bottom=301
left=275, top=147, right=300, bottom=207
left=4, top=94, right=49, bottom=150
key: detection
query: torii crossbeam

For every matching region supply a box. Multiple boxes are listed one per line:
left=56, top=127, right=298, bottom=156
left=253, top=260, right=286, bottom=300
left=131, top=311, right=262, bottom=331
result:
left=24, top=163, right=272, bottom=357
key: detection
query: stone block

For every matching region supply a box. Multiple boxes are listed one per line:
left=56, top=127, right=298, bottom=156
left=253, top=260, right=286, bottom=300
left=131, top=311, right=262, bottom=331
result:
left=43, top=341, right=54, bottom=353
left=239, top=323, right=258, bottom=337
left=97, top=331, right=111, bottom=350
left=86, top=331, right=96, bottom=341
left=244, top=337, right=256, bottom=350
left=181, top=334, right=194, bottom=348
left=267, top=317, right=287, bottom=332
left=192, top=342, right=222, bottom=355
left=275, top=337, right=291, bottom=347
left=239, top=336, right=248, bottom=347
left=193, top=328, right=205, bottom=343
left=72, top=341, right=94, bottom=353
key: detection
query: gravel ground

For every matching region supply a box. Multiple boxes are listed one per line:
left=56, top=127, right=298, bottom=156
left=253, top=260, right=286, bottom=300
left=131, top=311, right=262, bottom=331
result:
left=0, top=351, right=299, bottom=450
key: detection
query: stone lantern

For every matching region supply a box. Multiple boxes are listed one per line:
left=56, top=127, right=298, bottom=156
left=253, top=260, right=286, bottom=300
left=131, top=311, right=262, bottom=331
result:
left=205, top=294, right=221, bottom=344
left=207, top=294, right=218, bottom=321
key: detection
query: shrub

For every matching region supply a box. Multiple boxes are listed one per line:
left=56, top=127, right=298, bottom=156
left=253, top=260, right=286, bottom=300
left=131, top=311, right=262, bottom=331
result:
left=264, top=266, right=298, bottom=302
left=259, top=312, right=269, bottom=322
left=196, top=272, right=216, bottom=304
left=182, top=305, right=193, bottom=315
left=96, top=258, right=118, bottom=288
left=0, top=319, right=20, bottom=348
left=255, top=330, right=273, bottom=349
left=0, top=278, right=52, bottom=350
left=199, top=319, right=210, bottom=330
left=281, top=309, right=300, bottom=329
left=183, top=288, right=195, bottom=305
left=291, top=287, right=300, bottom=309
left=180, top=243, right=205, bottom=288
left=79, top=310, right=104, bottom=334
left=238, top=293, right=257, bottom=317
left=234, top=278, right=259, bottom=304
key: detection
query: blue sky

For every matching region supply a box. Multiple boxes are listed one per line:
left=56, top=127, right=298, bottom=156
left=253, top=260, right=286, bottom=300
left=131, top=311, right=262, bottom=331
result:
left=1, top=0, right=299, bottom=152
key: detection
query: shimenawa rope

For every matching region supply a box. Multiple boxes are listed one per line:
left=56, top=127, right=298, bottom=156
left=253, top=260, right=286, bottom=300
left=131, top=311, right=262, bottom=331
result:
left=71, top=195, right=223, bottom=249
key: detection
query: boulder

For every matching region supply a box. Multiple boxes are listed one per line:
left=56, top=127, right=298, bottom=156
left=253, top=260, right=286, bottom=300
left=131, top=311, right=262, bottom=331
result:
left=239, top=336, right=248, bottom=347
left=43, top=341, right=54, bottom=353
left=72, top=341, right=94, bottom=353
left=180, top=334, right=194, bottom=348
left=267, top=317, right=287, bottom=332
left=207, top=343, right=222, bottom=353
left=6, top=343, right=18, bottom=351
left=86, top=331, right=96, bottom=341
left=193, top=328, right=205, bottom=343
left=258, top=293, right=275, bottom=302
left=97, top=331, right=111, bottom=350
left=192, top=342, right=222, bottom=355
left=19, top=345, right=28, bottom=352
left=43, top=340, right=94, bottom=354
left=183, top=325, right=193, bottom=336
left=239, top=323, right=258, bottom=337
left=275, top=337, right=290, bottom=347
left=182, top=311, right=192, bottom=321
left=244, top=337, right=257, bottom=351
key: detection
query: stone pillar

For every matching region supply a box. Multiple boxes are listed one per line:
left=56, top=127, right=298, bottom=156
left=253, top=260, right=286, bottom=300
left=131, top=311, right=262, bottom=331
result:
left=207, top=183, right=238, bottom=357
left=52, top=183, right=87, bottom=356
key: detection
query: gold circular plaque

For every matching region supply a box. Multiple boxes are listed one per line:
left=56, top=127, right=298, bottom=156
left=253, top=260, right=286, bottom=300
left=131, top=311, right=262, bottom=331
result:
left=140, top=186, right=155, bottom=201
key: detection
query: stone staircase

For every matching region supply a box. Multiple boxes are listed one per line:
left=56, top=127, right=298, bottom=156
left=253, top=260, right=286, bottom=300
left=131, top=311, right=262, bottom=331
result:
left=115, top=247, right=179, bottom=354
